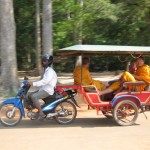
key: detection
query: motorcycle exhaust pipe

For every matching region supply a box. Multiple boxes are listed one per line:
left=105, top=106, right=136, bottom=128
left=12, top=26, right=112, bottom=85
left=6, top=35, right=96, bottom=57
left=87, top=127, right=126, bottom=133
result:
left=46, top=112, right=58, bottom=118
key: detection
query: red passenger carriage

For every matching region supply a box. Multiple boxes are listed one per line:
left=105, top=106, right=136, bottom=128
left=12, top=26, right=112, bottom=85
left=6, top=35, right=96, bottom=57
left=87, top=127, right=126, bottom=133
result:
left=56, top=45, right=150, bottom=126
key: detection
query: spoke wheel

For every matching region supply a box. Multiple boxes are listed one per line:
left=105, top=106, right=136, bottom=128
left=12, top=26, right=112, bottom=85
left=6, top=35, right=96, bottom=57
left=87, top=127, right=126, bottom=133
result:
left=0, top=104, right=22, bottom=127
left=55, top=101, right=77, bottom=124
left=113, top=100, right=138, bottom=126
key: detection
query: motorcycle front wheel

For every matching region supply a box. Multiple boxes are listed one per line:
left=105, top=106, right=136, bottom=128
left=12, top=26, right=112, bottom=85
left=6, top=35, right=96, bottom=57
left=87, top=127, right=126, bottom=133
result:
left=0, top=104, right=22, bottom=127
left=54, top=101, right=77, bottom=125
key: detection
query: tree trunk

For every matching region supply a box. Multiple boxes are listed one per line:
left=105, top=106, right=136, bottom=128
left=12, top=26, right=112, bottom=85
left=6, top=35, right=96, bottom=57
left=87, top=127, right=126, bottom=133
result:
left=74, top=0, right=83, bottom=66
left=0, top=0, right=19, bottom=93
left=42, top=0, right=53, bottom=55
left=35, top=0, right=42, bottom=75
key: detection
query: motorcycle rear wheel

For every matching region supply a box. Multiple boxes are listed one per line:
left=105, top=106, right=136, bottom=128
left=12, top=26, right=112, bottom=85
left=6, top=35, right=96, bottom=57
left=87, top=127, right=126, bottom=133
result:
left=54, top=101, right=77, bottom=124
left=0, top=104, right=22, bottom=127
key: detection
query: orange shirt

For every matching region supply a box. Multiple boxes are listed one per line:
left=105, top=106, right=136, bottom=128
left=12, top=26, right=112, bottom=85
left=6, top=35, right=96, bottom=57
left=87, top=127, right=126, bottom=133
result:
left=73, top=66, right=106, bottom=91
left=73, top=66, right=92, bottom=85
left=135, top=64, right=150, bottom=83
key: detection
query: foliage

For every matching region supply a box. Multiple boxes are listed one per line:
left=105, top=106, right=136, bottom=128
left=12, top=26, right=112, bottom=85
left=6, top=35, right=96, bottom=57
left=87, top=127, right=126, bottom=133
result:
left=13, top=0, right=150, bottom=72
left=14, top=0, right=36, bottom=70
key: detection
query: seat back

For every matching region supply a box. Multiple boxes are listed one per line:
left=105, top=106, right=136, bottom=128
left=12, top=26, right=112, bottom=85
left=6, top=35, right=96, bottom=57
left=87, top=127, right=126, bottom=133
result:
left=123, top=81, right=150, bottom=92
left=82, top=85, right=101, bottom=104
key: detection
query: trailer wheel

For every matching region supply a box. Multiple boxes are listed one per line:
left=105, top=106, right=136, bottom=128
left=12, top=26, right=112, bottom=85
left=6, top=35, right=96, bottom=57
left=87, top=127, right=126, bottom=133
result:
left=113, top=100, right=138, bottom=126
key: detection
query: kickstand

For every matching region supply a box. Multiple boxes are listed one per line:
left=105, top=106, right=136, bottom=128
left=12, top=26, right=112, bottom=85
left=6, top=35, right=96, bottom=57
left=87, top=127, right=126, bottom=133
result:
left=141, top=107, right=148, bottom=120
left=143, top=112, right=148, bottom=120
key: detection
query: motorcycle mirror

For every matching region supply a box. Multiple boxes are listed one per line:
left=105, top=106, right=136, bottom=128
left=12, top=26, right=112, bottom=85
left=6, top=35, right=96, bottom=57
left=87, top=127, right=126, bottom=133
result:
left=24, top=76, right=29, bottom=80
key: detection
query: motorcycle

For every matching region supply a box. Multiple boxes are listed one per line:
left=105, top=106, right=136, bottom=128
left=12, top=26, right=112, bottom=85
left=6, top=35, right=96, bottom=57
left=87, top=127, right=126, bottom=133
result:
left=0, top=77, right=79, bottom=127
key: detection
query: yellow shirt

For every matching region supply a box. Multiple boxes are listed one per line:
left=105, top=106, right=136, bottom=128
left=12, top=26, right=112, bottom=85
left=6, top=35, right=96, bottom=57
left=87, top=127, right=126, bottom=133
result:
left=73, top=66, right=106, bottom=91
left=109, top=64, right=150, bottom=91
left=135, top=64, right=150, bottom=83
left=73, top=66, right=92, bottom=85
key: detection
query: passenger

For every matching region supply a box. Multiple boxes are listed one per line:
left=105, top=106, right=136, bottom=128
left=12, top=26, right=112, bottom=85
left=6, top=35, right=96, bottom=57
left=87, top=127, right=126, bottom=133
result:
left=108, top=60, right=137, bottom=90
left=73, top=57, right=106, bottom=91
left=99, top=57, right=150, bottom=96
left=129, top=60, right=137, bottom=74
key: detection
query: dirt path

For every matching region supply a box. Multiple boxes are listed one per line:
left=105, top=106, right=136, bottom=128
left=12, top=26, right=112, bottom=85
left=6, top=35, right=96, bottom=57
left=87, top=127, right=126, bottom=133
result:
left=0, top=107, right=150, bottom=150
left=1, top=72, right=150, bottom=150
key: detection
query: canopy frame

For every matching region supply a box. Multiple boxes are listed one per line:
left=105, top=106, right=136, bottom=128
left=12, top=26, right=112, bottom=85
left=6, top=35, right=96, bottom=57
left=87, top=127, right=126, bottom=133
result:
left=57, top=45, right=150, bottom=56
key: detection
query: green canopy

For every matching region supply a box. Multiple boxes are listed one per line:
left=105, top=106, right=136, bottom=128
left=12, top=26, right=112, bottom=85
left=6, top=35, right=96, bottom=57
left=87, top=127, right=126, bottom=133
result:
left=57, top=45, right=150, bottom=56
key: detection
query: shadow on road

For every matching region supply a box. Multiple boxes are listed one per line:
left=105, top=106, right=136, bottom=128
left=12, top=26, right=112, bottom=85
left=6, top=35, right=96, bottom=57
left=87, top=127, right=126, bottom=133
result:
left=0, top=117, right=140, bottom=129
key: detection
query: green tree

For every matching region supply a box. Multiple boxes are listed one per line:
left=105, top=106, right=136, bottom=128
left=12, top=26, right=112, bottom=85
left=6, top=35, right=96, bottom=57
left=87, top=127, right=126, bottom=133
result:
left=108, top=0, right=150, bottom=45
left=0, top=0, right=19, bottom=93
left=35, top=0, right=42, bottom=75
left=13, top=0, right=150, bottom=72
left=42, top=0, right=53, bottom=55
left=14, top=0, right=35, bottom=70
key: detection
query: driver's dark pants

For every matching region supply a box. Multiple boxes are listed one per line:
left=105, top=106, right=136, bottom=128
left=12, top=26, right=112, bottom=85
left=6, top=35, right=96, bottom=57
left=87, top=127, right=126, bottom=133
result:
left=30, top=90, right=50, bottom=109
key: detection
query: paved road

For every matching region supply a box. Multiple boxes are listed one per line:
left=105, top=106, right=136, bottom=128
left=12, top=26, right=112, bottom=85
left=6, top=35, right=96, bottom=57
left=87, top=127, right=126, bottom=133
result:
left=0, top=106, right=150, bottom=150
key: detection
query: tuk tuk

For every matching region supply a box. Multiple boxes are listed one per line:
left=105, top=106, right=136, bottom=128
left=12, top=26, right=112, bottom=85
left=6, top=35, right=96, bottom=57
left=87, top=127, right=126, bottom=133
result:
left=56, top=44, right=150, bottom=126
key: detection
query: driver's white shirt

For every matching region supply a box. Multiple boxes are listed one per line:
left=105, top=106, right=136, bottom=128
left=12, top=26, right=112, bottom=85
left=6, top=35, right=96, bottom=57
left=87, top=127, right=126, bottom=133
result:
left=33, top=67, right=57, bottom=95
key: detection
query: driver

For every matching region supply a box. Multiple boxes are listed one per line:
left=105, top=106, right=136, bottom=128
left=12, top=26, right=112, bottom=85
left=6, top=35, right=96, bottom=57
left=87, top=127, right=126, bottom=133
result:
left=30, top=54, right=57, bottom=120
